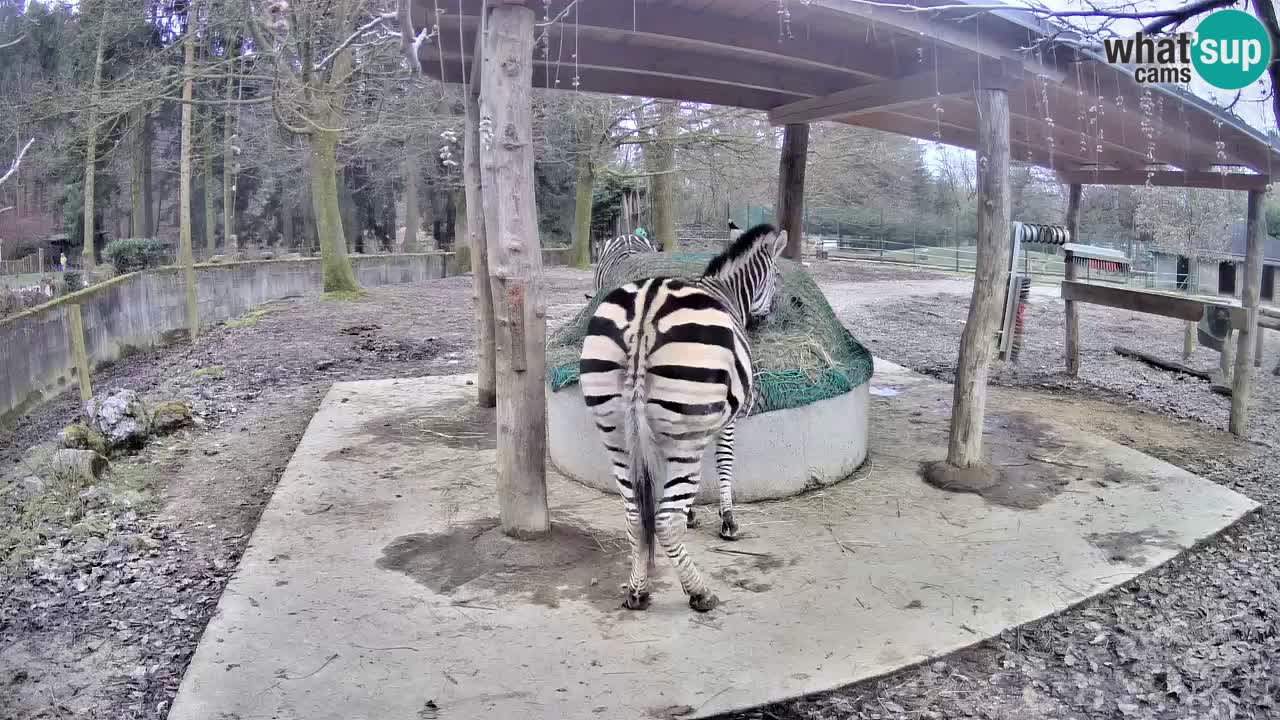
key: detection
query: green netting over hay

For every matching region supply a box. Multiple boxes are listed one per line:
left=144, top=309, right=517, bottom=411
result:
left=546, top=252, right=874, bottom=416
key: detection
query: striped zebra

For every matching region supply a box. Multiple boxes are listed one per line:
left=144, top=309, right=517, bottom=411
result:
left=578, top=223, right=788, bottom=612
left=592, top=233, right=659, bottom=296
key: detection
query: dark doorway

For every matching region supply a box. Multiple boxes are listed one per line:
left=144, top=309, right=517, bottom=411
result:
left=1218, top=261, right=1237, bottom=296
left=1176, top=255, right=1190, bottom=290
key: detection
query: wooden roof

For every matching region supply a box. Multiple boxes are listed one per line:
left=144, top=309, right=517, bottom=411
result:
left=415, top=0, right=1280, bottom=185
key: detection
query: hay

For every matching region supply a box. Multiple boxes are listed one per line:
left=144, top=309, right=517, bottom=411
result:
left=546, top=252, right=874, bottom=415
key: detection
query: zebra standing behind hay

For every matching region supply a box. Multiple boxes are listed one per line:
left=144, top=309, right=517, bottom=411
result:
left=578, top=223, right=788, bottom=612
left=592, top=232, right=658, bottom=297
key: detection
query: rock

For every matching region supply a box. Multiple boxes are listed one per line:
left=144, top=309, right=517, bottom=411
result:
left=151, top=400, right=193, bottom=435
left=78, top=484, right=113, bottom=509
left=21, top=476, right=45, bottom=495
left=60, top=422, right=109, bottom=455
left=84, top=389, right=151, bottom=453
left=208, top=255, right=226, bottom=264
left=315, top=359, right=336, bottom=371
left=50, top=449, right=109, bottom=486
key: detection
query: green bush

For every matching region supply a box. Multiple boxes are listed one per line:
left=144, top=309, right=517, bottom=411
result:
left=103, top=238, right=168, bottom=273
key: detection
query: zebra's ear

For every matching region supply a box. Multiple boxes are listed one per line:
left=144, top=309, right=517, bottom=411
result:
left=769, top=230, right=789, bottom=257
left=728, top=228, right=743, bottom=243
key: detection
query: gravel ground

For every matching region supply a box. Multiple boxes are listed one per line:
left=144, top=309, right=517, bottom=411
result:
left=2, top=260, right=1278, bottom=720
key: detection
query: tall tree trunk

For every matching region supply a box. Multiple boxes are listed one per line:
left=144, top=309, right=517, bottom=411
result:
left=222, top=56, right=237, bottom=252
left=775, top=123, right=809, bottom=259
left=281, top=193, right=294, bottom=249
left=465, top=90, right=496, bottom=407
left=130, top=108, right=147, bottom=238
left=402, top=155, right=419, bottom=252
left=203, top=114, right=217, bottom=255
left=647, top=100, right=679, bottom=251
left=143, top=113, right=155, bottom=237
left=479, top=4, right=548, bottom=536
left=178, top=5, right=200, bottom=340
left=571, top=150, right=593, bottom=269
left=82, top=16, right=108, bottom=267
left=309, top=129, right=360, bottom=292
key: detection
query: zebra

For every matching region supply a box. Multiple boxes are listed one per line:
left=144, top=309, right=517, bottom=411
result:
left=591, top=232, right=659, bottom=298
left=578, top=222, right=788, bottom=612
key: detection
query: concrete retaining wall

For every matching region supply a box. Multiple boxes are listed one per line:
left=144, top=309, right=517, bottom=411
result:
left=1, top=253, right=451, bottom=423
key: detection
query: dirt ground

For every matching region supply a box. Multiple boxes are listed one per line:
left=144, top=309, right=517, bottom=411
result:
left=2, top=260, right=1278, bottom=720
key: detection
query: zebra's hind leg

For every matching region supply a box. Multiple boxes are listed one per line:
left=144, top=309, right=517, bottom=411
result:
left=622, top=506, right=651, bottom=610
left=715, top=422, right=739, bottom=540
left=655, top=486, right=718, bottom=612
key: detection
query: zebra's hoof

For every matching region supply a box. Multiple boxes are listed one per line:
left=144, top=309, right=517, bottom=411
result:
left=689, top=592, right=719, bottom=612
left=686, top=508, right=700, bottom=528
left=622, top=589, right=650, bottom=610
left=719, top=511, right=739, bottom=541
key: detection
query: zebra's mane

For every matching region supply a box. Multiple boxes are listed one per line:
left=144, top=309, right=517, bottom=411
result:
left=702, top=222, right=776, bottom=279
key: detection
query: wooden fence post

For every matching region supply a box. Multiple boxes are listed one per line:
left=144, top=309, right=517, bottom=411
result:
left=479, top=1, right=549, bottom=538
left=66, top=304, right=93, bottom=403
left=1063, top=183, right=1082, bottom=377
left=946, top=84, right=1012, bottom=469
left=1183, top=322, right=1196, bottom=360
left=1229, top=188, right=1266, bottom=436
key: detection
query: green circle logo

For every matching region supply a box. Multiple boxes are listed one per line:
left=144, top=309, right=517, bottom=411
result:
left=1192, top=10, right=1273, bottom=90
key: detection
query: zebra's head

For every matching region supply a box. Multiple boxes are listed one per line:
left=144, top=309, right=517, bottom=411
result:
left=702, top=223, right=789, bottom=326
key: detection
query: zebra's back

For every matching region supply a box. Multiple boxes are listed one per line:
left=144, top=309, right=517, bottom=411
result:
left=594, top=234, right=657, bottom=292
left=580, top=277, right=752, bottom=441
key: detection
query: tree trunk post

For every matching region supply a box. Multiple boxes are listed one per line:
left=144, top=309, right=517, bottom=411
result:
left=946, top=86, right=1012, bottom=469
left=776, top=122, right=809, bottom=260
left=66, top=304, right=93, bottom=403
left=1063, top=183, right=1082, bottom=377
left=571, top=149, right=593, bottom=269
left=1229, top=188, right=1266, bottom=437
left=465, top=33, right=497, bottom=408
left=131, top=108, right=147, bottom=238
left=648, top=100, right=679, bottom=251
left=403, top=154, right=420, bottom=252
left=178, top=8, right=200, bottom=341
left=223, top=55, right=238, bottom=253
left=203, top=115, right=218, bottom=256
left=479, top=2, right=548, bottom=537
left=82, top=17, right=107, bottom=268
left=1183, top=321, right=1196, bottom=360
left=1220, top=329, right=1236, bottom=382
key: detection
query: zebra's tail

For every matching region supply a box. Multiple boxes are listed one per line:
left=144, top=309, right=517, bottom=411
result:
left=623, top=338, right=661, bottom=568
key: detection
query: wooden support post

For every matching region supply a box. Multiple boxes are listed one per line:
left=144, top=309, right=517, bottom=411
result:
left=947, top=86, right=1011, bottom=469
left=1230, top=188, right=1266, bottom=437
left=775, top=123, right=809, bottom=260
left=479, top=2, right=550, bottom=538
left=66, top=304, right=93, bottom=403
left=1220, top=330, right=1236, bottom=383
left=1183, top=321, right=1196, bottom=360
left=1063, top=183, right=1082, bottom=377
left=465, top=82, right=496, bottom=408
left=1255, top=328, right=1265, bottom=368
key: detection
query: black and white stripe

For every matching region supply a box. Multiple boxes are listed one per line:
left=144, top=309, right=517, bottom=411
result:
left=578, top=223, right=788, bottom=612
left=593, top=233, right=658, bottom=294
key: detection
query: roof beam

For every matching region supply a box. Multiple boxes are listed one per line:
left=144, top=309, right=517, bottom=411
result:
left=436, top=1, right=908, bottom=81
left=767, top=63, right=1015, bottom=125
left=437, top=15, right=851, bottom=99
left=797, top=0, right=1068, bottom=84
left=424, top=55, right=804, bottom=110
left=1056, top=169, right=1271, bottom=190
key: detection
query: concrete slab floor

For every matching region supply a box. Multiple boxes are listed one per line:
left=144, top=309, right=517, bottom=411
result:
left=168, top=369, right=1259, bottom=720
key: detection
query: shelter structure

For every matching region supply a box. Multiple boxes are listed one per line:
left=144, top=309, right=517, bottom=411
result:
left=411, top=0, right=1280, bottom=532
